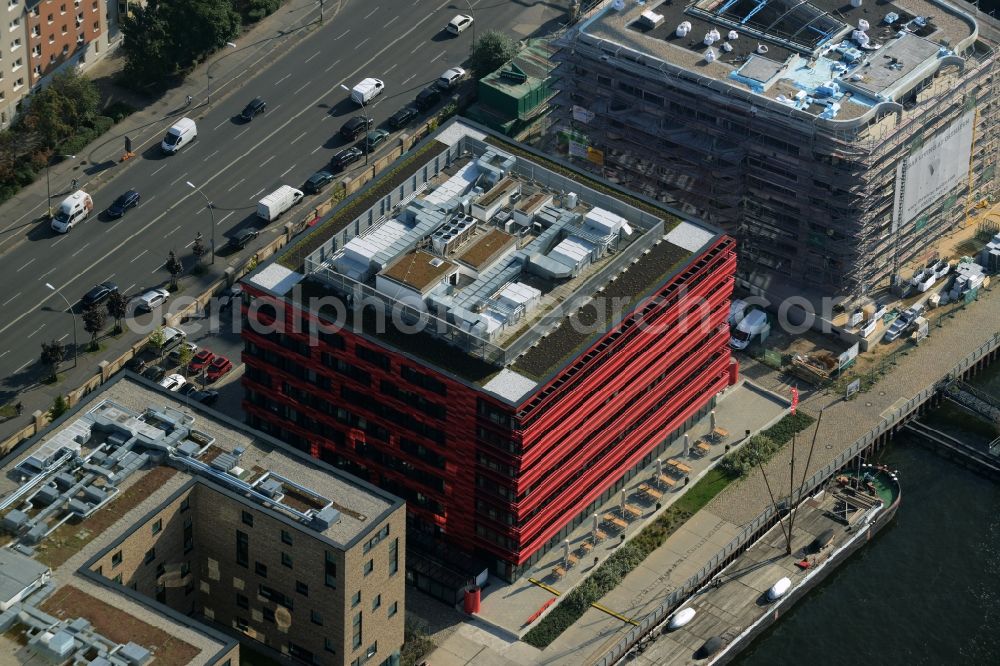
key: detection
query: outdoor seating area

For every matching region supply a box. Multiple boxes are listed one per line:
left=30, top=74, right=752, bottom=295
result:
left=693, top=440, right=712, bottom=457
left=666, top=459, right=692, bottom=475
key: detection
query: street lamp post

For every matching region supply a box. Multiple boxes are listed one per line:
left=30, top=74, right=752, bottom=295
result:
left=465, top=0, right=477, bottom=52
left=207, top=41, right=238, bottom=105
left=340, top=84, right=371, bottom=166
left=45, top=154, right=76, bottom=218
left=186, top=181, right=216, bottom=264
left=45, top=283, right=78, bottom=369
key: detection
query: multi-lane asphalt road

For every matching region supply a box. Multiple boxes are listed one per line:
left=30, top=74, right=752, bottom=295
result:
left=0, top=0, right=563, bottom=387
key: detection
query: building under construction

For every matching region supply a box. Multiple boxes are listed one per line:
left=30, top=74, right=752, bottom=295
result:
left=552, top=0, right=998, bottom=299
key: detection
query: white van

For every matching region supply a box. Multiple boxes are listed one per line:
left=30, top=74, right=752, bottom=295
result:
left=161, top=117, right=197, bottom=154
left=350, top=78, right=384, bottom=105
left=257, top=185, right=304, bottom=222
left=730, top=309, right=770, bottom=350
left=50, top=190, right=93, bottom=233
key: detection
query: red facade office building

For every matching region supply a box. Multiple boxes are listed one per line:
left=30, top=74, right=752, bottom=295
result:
left=241, top=119, right=736, bottom=585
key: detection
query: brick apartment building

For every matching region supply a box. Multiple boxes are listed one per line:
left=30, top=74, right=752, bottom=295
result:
left=240, top=119, right=737, bottom=586
left=0, top=376, right=404, bottom=666
left=0, top=0, right=113, bottom=129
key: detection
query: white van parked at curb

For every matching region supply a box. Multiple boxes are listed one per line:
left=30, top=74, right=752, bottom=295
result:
left=257, top=185, right=304, bottom=222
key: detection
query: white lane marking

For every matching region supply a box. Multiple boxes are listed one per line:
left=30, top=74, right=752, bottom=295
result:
left=104, top=273, right=115, bottom=282
left=364, top=7, right=379, bottom=19
left=1, top=292, right=20, bottom=306
left=130, top=250, right=147, bottom=263
left=15, top=360, right=31, bottom=373
left=27, top=324, right=44, bottom=339
left=305, top=51, right=321, bottom=63
left=0, top=350, right=7, bottom=360
left=357, top=37, right=369, bottom=48
left=124, top=283, right=135, bottom=295
left=410, top=43, right=422, bottom=55
left=236, top=126, right=253, bottom=139
left=386, top=16, right=398, bottom=26
left=402, top=73, right=416, bottom=85
left=430, top=50, right=446, bottom=62
left=165, top=224, right=182, bottom=238
left=280, top=164, right=297, bottom=178
left=169, top=172, right=189, bottom=186
left=217, top=211, right=235, bottom=226
left=213, top=118, right=229, bottom=130
left=17, top=258, right=34, bottom=272
left=325, top=58, right=341, bottom=73
left=292, top=131, right=308, bottom=143
left=311, top=145, right=323, bottom=154
left=260, top=155, right=276, bottom=167
left=58, top=333, right=69, bottom=342
left=294, top=81, right=311, bottom=94
left=203, top=150, right=220, bottom=161
left=0, top=0, right=455, bottom=340
left=150, top=263, right=161, bottom=274
left=152, top=165, right=167, bottom=176
left=70, top=241, right=91, bottom=258
left=250, top=188, right=265, bottom=199
left=276, top=73, right=291, bottom=85
left=336, top=29, right=350, bottom=39
left=384, top=63, right=397, bottom=75
left=226, top=178, right=247, bottom=192
left=40, top=267, right=57, bottom=279
left=52, top=236, right=67, bottom=247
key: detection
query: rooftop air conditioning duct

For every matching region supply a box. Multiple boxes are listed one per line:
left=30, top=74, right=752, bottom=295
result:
left=676, top=21, right=691, bottom=38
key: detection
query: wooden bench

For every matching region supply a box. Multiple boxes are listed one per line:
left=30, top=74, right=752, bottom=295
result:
left=552, top=565, right=566, bottom=579
left=592, top=528, right=608, bottom=542
left=656, top=474, right=676, bottom=489
left=711, top=426, right=730, bottom=442
left=624, top=504, right=642, bottom=519
left=695, top=441, right=712, bottom=456
left=580, top=541, right=594, bottom=554
left=668, top=459, right=693, bottom=474
left=566, top=553, right=579, bottom=567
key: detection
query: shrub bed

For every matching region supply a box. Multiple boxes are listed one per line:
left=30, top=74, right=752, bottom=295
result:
left=719, top=412, right=816, bottom=479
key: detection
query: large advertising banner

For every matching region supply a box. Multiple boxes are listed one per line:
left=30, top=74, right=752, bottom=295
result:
left=898, top=112, right=975, bottom=225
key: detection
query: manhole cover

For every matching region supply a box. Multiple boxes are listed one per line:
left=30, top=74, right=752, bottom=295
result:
left=865, top=402, right=872, bottom=406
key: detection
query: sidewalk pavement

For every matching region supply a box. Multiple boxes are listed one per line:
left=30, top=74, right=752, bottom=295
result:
left=424, top=286, right=1000, bottom=666
left=0, top=0, right=339, bottom=448
left=422, top=379, right=791, bottom=665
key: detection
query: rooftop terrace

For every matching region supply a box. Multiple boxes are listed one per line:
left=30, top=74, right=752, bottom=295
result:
left=578, top=0, right=979, bottom=121
left=250, top=120, right=722, bottom=401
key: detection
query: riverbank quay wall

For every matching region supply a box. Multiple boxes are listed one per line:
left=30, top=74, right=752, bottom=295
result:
left=592, top=328, right=1000, bottom=666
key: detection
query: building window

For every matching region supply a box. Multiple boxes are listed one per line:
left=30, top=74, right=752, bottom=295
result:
left=183, top=516, right=193, bottom=553
left=363, top=525, right=390, bottom=554
left=144, top=548, right=156, bottom=565
left=324, top=638, right=336, bottom=653
left=296, top=580, right=309, bottom=596
left=255, top=561, right=267, bottom=578
left=352, top=612, right=362, bottom=649
left=371, top=594, right=381, bottom=611
left=351, top=591, right=360, bottom=608
left=281, top=530, right=293, bottom=546
left=180, top=497, right=190, bottom=512
left=151, top=519, right=162, bottom=535
left=236, top=530, right=249, bottom=567
left=310, top=610, right=323, bottom=626
left=363, top=559, right=373, bottom=576
left=241, top=511, right=254, bottom=527
left=389, top=538, right=398, bottom=576
left=263, top=607, right=275, bottom=623
left=366, top=642, right=378, bottom=659
left=155, top=563, right=165, bottom=578
left=324, top=551, right=337, bottom=588
left=111, top=550, right=122, bottom=568
left=388, top=601, right=398, bottom=617
left=281, top=552, right=293, bottom=569
left=356, top=345, right=390, bottom=370
left=236, top=593, right=249, bottom=609
left=112, top=574, right=122, bottom=584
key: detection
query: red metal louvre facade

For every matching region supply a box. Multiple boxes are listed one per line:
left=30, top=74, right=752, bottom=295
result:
left=242, top=235, right=736, bottom=580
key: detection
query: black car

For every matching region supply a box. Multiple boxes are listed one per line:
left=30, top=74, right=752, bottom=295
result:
left=331, top=147, right=363, bottom=171
left=340, top=115, right=374, bottom=141
left=414, top=86, right=441, bottom=112
left=105, top=190, right=140, bottom=219
left=142, top=365, right=167, bottom=382
left=241, top=97, right=267, bottom=121
left=190, top=389, right=220, bottom=405
left=228, top=228, right=260, bottom=250
left=388, top=106, right=418, bottom=130
left=81, top=282, right=118, bottom=309
left=304, top=170, right=334, bottom=194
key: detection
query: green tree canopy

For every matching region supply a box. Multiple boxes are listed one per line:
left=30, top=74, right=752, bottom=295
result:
left=469, top=30, right=518, bottom=79
left=21, top=73, right=99, bottom=149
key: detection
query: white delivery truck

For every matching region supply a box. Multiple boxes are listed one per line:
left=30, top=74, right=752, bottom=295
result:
left=257, top=185, right=304, bottom=222
left=730, top=308, right=770, bottom=350
left=161, top=117, right=197, bottom=154
left=350, top=78, right=384, bottom=105
left=50, top=190, right=94, bottom=233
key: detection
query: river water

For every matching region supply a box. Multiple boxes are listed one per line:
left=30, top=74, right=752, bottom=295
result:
left=735, top=364, right=1000, bottom=665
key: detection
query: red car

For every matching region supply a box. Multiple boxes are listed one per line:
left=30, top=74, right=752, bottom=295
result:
left=188, top=349, right=215, bottom=374
left=206, top=356, right=233, bottom=382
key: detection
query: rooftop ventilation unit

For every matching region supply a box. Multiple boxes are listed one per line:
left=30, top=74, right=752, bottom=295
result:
left=676, top=21, right=691, bottom=38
